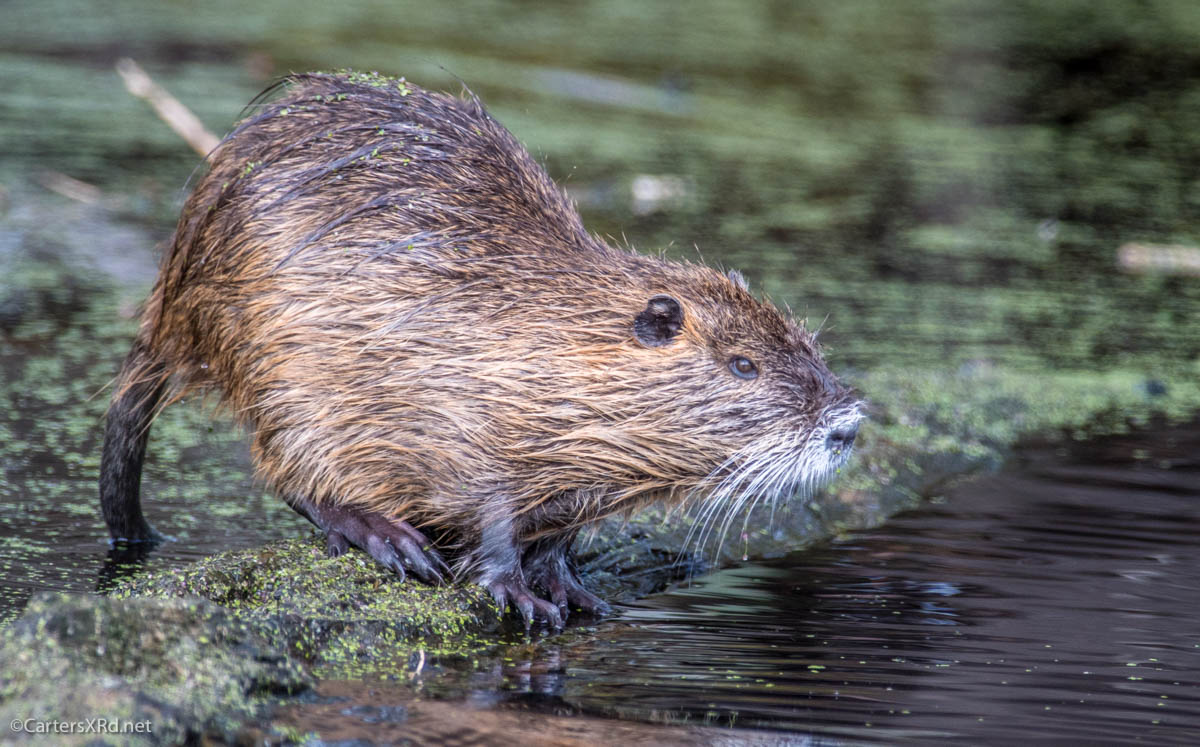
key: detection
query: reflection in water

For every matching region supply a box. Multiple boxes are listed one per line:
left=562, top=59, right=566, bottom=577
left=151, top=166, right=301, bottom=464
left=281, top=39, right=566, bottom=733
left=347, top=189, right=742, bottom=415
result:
left=277, top=677, right=804, bottom=747
left=465, top=420, right=1200, bottom=743
left=95, top=540, right=163, bottom=595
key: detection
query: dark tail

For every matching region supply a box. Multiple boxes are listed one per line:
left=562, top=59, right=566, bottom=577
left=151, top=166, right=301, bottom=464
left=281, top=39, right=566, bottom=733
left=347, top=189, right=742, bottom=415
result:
left=100, top=336, right=168, bottom=543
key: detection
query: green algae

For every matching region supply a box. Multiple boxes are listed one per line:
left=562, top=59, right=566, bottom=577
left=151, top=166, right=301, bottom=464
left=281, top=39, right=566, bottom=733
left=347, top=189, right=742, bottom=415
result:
left=112, top=533, right=506, bottom=675
left=336, top=69, right=406, bottom=88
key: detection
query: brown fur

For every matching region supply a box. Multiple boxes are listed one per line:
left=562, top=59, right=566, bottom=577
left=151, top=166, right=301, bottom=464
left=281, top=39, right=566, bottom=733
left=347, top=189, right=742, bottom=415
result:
left=102, top=71, right=860, bottom=616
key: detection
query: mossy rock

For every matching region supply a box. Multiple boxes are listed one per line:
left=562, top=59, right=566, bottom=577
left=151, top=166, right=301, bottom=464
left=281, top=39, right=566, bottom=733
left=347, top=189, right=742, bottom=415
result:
left=0, top=593, right=308, bottom=745
left=112, top=533, right=508, bottom=676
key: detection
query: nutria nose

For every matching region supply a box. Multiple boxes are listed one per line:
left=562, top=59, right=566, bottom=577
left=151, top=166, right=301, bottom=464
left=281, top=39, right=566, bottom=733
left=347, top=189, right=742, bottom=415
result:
left=827, top=423, right=858, bottom=451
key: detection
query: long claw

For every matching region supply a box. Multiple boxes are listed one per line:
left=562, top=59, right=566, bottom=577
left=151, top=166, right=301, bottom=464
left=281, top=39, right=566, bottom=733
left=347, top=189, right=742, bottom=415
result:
left=367, top=535, right=407, bottom=581
left=429, top=549, right=452, bottom=577
left=517, top=597, right=535, bottom=629
left=393, top=536, right=442, bottom=584
left=534, top=598, right=564, bottom=629
left=546, top=577, right=571, bottom=621
left=490, top=584, right=509, bottom=611
left=326, top=530, right=350, bottom=558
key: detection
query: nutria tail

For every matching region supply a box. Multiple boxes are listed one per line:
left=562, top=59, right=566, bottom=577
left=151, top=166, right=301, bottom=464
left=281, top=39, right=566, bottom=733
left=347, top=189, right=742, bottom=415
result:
left=99, top=333, right=168, bottom=542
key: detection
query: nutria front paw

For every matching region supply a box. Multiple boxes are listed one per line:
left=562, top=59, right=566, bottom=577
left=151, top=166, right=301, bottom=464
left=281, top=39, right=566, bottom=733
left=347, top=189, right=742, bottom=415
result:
left=487, top=572, right=564, bottom=630
left=286, top=495, right=450, bottom=584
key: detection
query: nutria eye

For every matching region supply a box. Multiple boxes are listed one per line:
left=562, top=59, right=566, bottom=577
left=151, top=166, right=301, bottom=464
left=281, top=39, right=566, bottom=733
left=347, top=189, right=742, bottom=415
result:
left=729, top=356, right=758, bottom=379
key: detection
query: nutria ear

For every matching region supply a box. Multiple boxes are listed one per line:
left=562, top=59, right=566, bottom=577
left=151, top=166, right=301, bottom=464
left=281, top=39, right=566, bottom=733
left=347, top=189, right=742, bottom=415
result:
left=634, top=295, right=684, bottom=347
left=727, top=269, right=748, bottom=291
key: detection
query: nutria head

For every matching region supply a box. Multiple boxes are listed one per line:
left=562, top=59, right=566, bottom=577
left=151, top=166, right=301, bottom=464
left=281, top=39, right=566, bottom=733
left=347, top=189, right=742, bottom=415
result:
left=643, top=272, right=862, bottom=497
left=657, top=272, right=862, bottom=549
left=497, top=248, right=862, bottom=548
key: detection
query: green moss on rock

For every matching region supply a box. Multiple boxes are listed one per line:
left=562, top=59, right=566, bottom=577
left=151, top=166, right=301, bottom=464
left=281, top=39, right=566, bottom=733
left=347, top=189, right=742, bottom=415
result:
left=113, top=533, right=506, bottom=678
left=0, top=593, right=308, bottom=745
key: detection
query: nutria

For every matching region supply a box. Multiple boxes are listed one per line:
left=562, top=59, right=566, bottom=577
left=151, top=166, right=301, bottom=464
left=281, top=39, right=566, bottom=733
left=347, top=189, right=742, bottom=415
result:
left=100, top=71, right=863, bottom=627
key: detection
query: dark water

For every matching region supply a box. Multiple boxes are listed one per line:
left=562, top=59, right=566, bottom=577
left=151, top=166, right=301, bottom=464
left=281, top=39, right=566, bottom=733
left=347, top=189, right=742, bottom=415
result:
left=283, top=419, right=1200, bottom=744
left=567, top=436, right=1200, bottom=742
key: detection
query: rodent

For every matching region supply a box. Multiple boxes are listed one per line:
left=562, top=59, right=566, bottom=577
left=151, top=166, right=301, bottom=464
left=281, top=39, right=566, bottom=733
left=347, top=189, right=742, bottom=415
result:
left=100, top=71, right=863, bottom=627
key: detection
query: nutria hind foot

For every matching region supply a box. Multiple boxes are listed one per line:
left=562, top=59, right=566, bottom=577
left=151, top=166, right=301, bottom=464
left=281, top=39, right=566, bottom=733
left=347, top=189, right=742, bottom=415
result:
left=285, top=494, right=449, bottom=584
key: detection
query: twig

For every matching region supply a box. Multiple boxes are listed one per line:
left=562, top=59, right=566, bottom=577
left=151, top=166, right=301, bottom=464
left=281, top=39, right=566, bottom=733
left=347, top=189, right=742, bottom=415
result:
left=35, top=171, right=102, bottom=204
left=1118, top=242, right=1200, bottom=277
left=115, top=57, right=220, bottom=159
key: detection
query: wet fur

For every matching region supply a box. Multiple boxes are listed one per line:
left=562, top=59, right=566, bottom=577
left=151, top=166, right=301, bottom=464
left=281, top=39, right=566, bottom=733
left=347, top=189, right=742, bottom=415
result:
left=101, top=72, right=860, bottom=613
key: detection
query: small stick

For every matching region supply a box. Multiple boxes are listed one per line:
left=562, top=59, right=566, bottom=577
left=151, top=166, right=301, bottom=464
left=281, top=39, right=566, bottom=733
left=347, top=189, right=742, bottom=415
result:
left=115, top=57, right=220, bottom=159
left=1118, top=242, right=1200, bottom=278
left=35, top=170, right=102, bottom=204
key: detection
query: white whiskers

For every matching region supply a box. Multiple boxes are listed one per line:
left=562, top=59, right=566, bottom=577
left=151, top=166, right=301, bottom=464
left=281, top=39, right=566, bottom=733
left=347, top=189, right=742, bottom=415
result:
left=681, top=405, right=861, bottom=567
